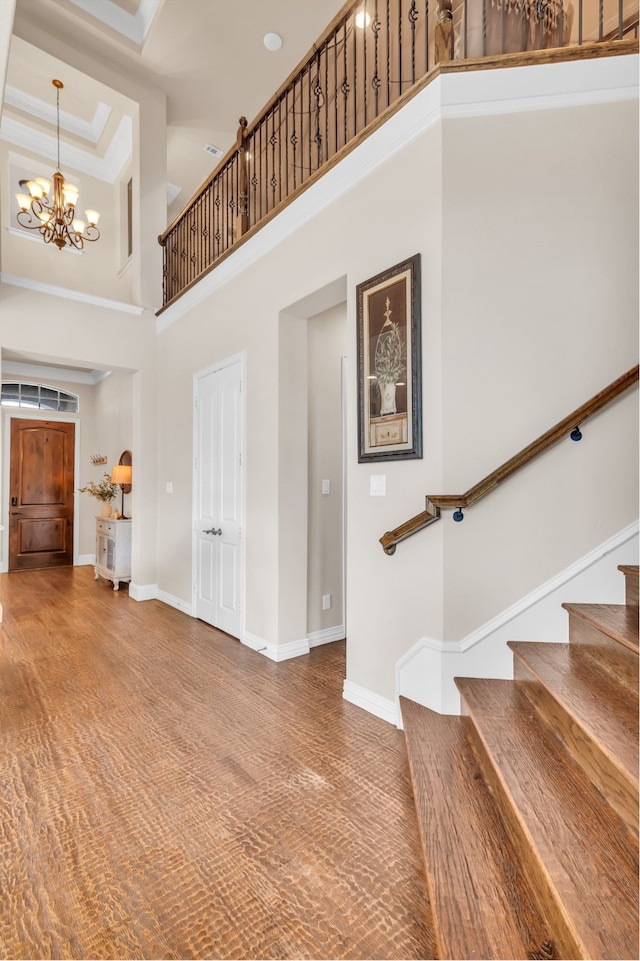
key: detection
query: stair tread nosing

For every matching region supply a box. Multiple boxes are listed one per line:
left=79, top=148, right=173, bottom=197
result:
left=400, top=695, right=560, bottom=961
left=508, top=641, right=639, bottom=782
left=455, top=677, right=639, bottom=961
left=562, top=603, right=639, bottom=653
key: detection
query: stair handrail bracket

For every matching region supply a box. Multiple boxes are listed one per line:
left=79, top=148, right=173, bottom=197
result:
left=380, top=364, right=639, bottom=554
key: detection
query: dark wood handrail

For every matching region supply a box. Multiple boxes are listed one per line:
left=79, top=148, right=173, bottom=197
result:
left=380, top=365, right=639, bottom=554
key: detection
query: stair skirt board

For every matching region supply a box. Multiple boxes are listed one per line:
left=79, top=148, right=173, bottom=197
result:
left=397, top=523, right=638, bottom=715
left=400, top=569, right=639, bottom=960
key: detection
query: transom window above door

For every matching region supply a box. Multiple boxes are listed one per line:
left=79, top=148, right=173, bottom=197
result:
left=1, top=382, right=79, bottom=412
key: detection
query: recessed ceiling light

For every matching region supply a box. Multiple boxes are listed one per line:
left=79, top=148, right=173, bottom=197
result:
left=264, top=32, right=283, bottom=51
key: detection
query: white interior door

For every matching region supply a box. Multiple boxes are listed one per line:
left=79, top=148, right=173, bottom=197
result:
left=194, top=358, right=244, bottom=638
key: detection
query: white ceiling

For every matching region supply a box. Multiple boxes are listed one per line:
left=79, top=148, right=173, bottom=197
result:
left=6, top=0, right=348, bottom=222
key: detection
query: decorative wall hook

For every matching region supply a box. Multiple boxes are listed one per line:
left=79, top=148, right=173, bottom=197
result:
left=90, top=454, right=108, bottom=464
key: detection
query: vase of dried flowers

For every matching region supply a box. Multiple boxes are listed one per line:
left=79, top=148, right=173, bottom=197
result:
left=79, top=473, right=117, bottom=517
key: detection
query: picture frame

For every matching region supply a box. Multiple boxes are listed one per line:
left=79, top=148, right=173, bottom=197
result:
left=356, top=253, right=422, bottom=462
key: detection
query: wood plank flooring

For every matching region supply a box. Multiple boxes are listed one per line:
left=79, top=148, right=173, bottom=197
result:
left=0, top=567, right=436, bottom=961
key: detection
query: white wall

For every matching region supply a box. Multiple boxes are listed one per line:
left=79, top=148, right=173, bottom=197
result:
left=154, top=56, right=638, bottom=710
left=440, top=98, right=639, bottom=640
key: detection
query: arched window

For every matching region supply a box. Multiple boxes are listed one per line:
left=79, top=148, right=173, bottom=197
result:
left=1, top=382, right=79, bottom=412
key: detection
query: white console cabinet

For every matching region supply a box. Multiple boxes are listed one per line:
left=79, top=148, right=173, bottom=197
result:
left=95, top=517, right=131, bottom=591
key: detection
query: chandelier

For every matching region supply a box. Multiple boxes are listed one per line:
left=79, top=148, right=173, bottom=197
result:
left=15, top=79, right=101, bottom=251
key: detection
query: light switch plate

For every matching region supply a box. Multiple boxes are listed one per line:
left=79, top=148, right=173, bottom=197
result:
left=370, top=475, right=386, bottom=496
left=322, top=479, right=331, bottom=495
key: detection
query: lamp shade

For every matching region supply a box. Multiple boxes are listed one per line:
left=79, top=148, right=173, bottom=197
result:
left=111, top=465, right=132, bottom=486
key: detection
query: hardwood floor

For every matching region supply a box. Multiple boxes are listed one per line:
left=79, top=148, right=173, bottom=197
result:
left=0, top=567, right=436, bottom=961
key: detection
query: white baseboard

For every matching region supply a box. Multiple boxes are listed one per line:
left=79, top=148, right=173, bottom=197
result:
left=128, top=582, right=194, bottom=616
left=155, top=588, right=194, bottom=616
left=343, top=679, right=399, bottom=727
left=308, top=624, right=346, bottom=647
left=128, top=582, right=157, bottom=602
left=76, top=554, right=95, bottom=566
left=243, top=630, right=310, bottom=661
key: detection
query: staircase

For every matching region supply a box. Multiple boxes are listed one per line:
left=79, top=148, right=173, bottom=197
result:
left=401, top=564, right=639, bottom=960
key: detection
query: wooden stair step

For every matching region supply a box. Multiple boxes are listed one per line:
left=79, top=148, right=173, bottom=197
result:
left=508, top=641, right=638, bottom=835
left=456, top=677, right=639, bottom=961
left=562, top=602, right=639, bottom=654
left=400, top=695, right=560, bottom=961
left=618, top=564, right=639, bottom=607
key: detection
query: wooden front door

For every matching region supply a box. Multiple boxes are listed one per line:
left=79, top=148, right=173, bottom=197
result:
left=9, top=419, right=75, bottom=571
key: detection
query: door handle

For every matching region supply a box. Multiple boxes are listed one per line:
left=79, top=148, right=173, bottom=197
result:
left=202, top=527, right=222, bottom=536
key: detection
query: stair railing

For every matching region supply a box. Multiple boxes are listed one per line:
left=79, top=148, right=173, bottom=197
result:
left=380, top=365, right=639, bottom=554
left=157, top=0, right=637, bottom=311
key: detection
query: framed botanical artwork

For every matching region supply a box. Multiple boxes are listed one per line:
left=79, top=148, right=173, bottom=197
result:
left=356, top=253, right=422, bottom=462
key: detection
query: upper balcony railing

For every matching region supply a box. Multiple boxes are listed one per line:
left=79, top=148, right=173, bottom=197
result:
left=157, top=0, right=638, bottom=311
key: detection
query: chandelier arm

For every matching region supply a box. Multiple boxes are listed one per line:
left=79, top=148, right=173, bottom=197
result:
left=40, top=224, right=56, bottom=244
left=66, top=230, right=84, bottom=250
left=83, top=224, right=101, bottom=243
left=17, top=209, right=47, bottom=230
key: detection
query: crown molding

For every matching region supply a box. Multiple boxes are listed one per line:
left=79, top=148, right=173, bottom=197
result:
left=0, top=272, right=144, bottom=315
left=1, top=114, right=133, bottom=184
left=2, top=360, right=110, bottom=386
left=3, top=85, right=112, bottom=144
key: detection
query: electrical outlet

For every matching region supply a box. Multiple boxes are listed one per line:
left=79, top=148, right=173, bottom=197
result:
left=322, top=594, right=331, bottom=611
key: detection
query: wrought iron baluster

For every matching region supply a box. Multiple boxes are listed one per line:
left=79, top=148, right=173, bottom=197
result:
left=314, top=49, right=322, bottom=170
left=399, top=0, right=403, bottom=99
left=599, top=0, right=603, bottom=38
left=324, top=42, right=329, bottom=164
left=278, top=96, right=283, bottom=205
left=292, top=76, right=298, bottom=191
left=386, top=0, right=390, bottom=107
left=426, top=0, right=431, bottom=70
left=578, top=0, right=583, bottom=42
left=333, top=23, right=339, bottom=152
left=270, top=111, right=277, bottom=209
left=352, top=8, right=358, bottom=137
left=363, top=0, right=368, bottom=127
left=373, top=0, right=380, bottom=117
left=409, top=0, right=417, bottom=83
left=482, top=0, right=487, bottom=56
left=343, top=19, right=348, bottom=146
